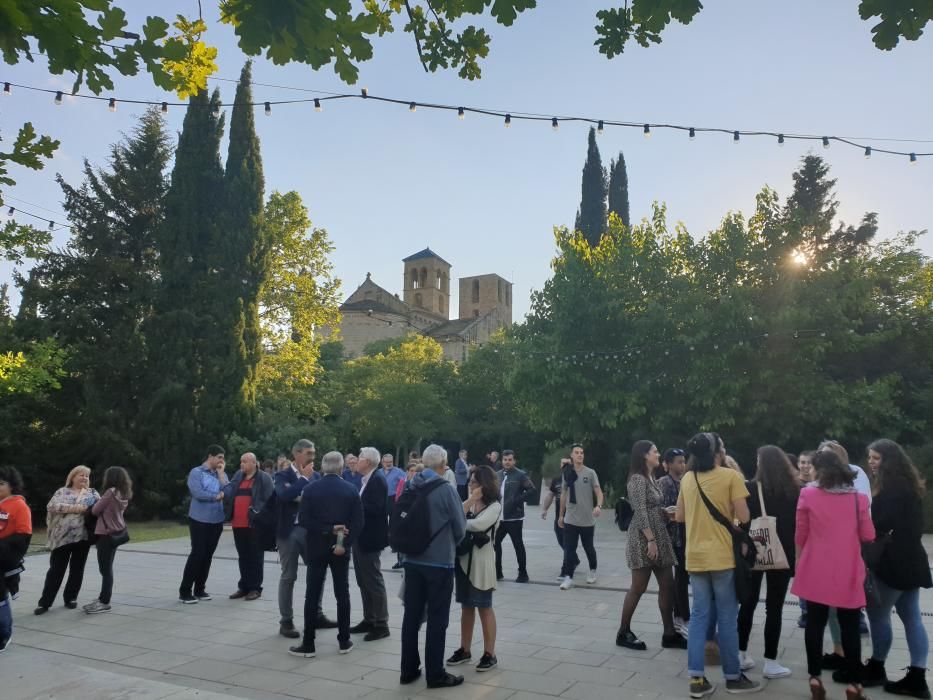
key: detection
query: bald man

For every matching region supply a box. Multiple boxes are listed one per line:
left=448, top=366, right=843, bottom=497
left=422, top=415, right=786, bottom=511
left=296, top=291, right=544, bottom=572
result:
left=225, top=452, right=275, bottom=601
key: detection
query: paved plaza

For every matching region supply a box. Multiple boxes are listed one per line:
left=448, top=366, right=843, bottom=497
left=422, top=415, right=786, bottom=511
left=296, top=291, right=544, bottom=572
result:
left=4, top=507, right=931, bottom=700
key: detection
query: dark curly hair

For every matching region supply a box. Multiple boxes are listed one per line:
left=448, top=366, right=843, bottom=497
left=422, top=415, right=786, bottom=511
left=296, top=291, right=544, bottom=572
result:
left=469, top=465, right=500, bottom=505
left=0, top=465, right=25, bottom=495
left=869, top=439, right=924, bottom=497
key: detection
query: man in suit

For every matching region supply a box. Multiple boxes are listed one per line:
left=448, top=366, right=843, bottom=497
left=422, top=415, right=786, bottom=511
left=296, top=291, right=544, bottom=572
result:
left=273, top=439, right=337, bottom=638
left=288, top=451, right=363, bottom=658
left=349, top=446, right=391, bottom=641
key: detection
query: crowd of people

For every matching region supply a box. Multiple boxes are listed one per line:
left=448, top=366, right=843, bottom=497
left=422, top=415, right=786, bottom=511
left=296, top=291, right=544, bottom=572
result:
left=0, top=435, right=929, bottom=700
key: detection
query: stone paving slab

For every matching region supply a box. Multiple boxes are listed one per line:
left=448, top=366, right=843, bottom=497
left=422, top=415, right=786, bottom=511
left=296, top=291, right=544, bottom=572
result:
left=4, top=506, right=932, bottom=700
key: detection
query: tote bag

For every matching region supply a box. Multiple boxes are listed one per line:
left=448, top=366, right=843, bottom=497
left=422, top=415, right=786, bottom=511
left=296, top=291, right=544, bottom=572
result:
left=749, top=482, right=789, bottom=571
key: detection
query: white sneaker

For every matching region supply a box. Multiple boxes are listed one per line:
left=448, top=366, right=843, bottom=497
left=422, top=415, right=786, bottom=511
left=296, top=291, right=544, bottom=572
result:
left=674, top=617, right=689, bottom=637
left=559, top=576, right=573, bottom=590
left=762, top=659, right=791, bottom=679
left=586, top=570, right=597, bottom=584
left=739, top=651, right=756, bottom=671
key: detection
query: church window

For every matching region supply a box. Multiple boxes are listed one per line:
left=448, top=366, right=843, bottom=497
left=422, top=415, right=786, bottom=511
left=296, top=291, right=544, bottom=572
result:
left=472, top=279, right=480, bottom=303
left=438, top=296, right=445, bottom=313
left=411, top=269, right=419, bottom=289
left=436, top=270, right=442, bottom=289
left=420, top=267, right=427, bottom=288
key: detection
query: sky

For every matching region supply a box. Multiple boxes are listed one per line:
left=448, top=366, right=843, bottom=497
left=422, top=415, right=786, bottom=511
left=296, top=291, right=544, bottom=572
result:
left=2, top=1, right=932, bottom=321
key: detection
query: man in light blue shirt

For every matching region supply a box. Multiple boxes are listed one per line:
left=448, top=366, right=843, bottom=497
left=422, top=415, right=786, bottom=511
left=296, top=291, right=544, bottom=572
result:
left=179, top=445, right=228, bottom=604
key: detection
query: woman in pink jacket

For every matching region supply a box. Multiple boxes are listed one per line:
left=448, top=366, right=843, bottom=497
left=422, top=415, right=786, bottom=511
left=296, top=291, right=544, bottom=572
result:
left=792, top=449, right=875, bottom=700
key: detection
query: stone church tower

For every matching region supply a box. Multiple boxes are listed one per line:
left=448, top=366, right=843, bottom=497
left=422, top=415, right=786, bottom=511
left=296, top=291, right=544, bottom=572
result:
left=402, top=248, right=451, bottom=320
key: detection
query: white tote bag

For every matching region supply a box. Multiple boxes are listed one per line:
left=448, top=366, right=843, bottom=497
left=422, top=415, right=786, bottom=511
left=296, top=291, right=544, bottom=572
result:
left=749, top=482, right=789, bottom=571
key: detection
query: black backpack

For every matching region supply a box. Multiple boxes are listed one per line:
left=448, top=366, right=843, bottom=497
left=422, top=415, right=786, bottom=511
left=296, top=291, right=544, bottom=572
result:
left=389, top=478, right=448, bottom=555
left=615, top=497, right=634, bottom=532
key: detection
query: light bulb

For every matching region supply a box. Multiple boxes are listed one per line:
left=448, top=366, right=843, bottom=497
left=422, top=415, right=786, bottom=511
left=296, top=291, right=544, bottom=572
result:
left=504, top=114, right=511, bottom=128
left=643, top=124, right=650, bottom=138
left=2, top=82, right=10, bottom=95
left=864, top=146, right=872, bottom=159
left=689, top=127, right=696, bottom=139
left=108, top=97, right=117, bottom=112
left=264, top=101, right=271, bottom=116
left=552, top=117, right=558, bottom=131
left=457, top=107, right=464, bottom=120
left=314, top=98, right=322, bottom=112
left=161, top=101, right=168, bottom=113
left=361, top=87, right=368, bottom=98
left=54, top=91, right=63, bottom=105
left=48, top=220, right=55, bottom=229
left=778, top=134, right=785, bottom=147
left=597, top=120, right=604, bottom=135
left=822, top=136, right=830, bottom=149
left=7, top=207, right=14, bottom=216
left=910, top=153, right=918, bottom=165
left=733, top=130, right=740, bottom=144
left=212, top=103, right=221, bottom=117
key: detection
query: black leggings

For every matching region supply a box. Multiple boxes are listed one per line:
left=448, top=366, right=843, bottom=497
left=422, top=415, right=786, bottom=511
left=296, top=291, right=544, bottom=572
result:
left=805, top=603, right=861, bottom=681
left=561, top=524, right=596, bottom=577
left=738, top=570, right=791, bottom=660
left=96, top=538, right=117, bottom=605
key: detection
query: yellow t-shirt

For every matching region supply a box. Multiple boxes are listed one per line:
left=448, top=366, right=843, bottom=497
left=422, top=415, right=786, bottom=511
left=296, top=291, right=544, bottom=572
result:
left=677, top=467, right=749, bottom=572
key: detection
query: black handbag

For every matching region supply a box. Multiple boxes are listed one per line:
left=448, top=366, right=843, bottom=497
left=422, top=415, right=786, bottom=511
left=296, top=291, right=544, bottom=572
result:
left=108, top=528, right=130, bottom=548
left=855, top=494, right=885, bottom=607
left=694, top=472, right=758, bottom=603
left=456, top=509, right=494, bottom=557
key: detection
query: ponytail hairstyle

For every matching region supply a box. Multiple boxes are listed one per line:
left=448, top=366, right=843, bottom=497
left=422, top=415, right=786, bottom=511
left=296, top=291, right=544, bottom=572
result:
left=687, top=432, right=723, bottom=473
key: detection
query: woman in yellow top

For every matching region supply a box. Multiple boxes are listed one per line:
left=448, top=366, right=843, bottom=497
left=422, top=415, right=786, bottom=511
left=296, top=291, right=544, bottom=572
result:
left=676, top=433, right=759, bottom=698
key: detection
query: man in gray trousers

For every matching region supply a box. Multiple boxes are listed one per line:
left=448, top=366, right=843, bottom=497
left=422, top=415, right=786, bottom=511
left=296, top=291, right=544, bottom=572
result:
left=349, top=447, right=391, bottom=641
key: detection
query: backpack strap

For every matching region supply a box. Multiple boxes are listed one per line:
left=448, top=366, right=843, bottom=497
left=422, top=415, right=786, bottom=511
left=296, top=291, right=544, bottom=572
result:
left=421, top=478, right=451, bottom=545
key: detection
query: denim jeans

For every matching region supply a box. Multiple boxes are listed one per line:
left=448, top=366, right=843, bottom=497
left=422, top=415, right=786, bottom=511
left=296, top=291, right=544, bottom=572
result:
left=0, top=593, right=11, bottom=641
left=867, top=577, right=929, bottom=668
left=688, top=569, right=740, bottom=680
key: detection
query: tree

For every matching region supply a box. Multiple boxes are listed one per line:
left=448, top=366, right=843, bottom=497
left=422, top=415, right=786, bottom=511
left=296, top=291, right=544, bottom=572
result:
left=608, top=152, right=631, bottom=228
left=574, top=128, right=608, bottom=247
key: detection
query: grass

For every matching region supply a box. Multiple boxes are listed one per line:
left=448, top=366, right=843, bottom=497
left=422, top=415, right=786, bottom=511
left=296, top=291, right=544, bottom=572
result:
left=28, top=520, right=188, bottom=553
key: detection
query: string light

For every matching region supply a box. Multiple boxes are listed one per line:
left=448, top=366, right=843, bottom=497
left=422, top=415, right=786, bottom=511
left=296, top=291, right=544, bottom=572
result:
left=865, top=146, right=872, bottom=159
left=264, top=101, right=271, bottom=116
left=54, top=91, right=63, bottom=105
left=1, top=78, right=931, bottom=161
left=504, top=114, right=511, bottom=127
left=409, top=101, right=417, bottom=112
left=597, top=120, right=604, bottom=135
left=7, top=207, right=14, bottom=216
left=552, top=117, right=559, bottom=131
left=910, top=153, right=918, bottom=165
left=47, top=220, right=54, bottom=229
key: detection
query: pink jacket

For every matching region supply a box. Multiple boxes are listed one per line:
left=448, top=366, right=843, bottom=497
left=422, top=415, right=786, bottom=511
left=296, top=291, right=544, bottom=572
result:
left=791, top=486, right=875, bottom=609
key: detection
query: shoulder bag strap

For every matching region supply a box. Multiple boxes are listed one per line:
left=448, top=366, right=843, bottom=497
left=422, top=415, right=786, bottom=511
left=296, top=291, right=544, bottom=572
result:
left=694, top=471, right=738, bottom=535
left=757, top=482, right=768, bottom=518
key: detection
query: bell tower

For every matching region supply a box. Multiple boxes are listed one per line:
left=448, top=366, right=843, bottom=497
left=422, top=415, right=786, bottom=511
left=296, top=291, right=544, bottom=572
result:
left=402, top=248, right=451, bottom=320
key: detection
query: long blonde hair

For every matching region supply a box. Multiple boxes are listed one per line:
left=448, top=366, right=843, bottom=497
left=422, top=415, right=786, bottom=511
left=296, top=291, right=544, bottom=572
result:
left=65, top=465, right=91, bottom=488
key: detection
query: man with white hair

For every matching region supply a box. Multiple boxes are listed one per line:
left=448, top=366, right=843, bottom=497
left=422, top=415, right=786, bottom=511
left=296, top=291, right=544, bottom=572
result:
left=397, top=444, right=467, bottom=689
left=289, top=451, right=363, bottom=659
left=349, top=447, right=390, bottom=641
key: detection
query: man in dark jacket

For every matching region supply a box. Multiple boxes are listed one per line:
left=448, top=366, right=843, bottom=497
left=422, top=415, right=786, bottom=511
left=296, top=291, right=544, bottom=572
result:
left=273, top=439, right=336, bottom=638
left=223, top=453, right=274, bottom=601
left=494, top=450, right=537, bottom=583
left=288, top=452, right=363, bottom=659
left=349, top=446, right=390, bottom=641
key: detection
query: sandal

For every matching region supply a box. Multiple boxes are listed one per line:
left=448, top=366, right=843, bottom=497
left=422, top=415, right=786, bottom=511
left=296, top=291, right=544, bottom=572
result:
left=810, top=677, right=827, bottom=700
left=845, top=683, right=870, bottom=700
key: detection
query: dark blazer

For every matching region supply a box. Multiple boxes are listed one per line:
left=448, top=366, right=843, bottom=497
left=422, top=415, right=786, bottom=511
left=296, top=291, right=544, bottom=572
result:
left=273, top=466, right=318, bottom=539
left=746, top=479, right=799, bottom=573
left=298, top=474, right=364, bottom=563
left=357, top=469, right=389, bottom=553
left=872, top=484, right=932, bottom=591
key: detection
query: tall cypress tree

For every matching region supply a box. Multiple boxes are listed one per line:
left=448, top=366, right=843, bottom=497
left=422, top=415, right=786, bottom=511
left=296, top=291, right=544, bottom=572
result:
left=607, top=152, right=631, bottom=228
left=146, top=89, right=225, bottom=469
left=574, top=127, right=608, bottom=247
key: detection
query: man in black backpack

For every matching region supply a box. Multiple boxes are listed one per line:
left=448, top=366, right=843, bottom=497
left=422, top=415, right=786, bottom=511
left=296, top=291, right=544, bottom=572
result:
left=396, top=444, right=466, bottom=689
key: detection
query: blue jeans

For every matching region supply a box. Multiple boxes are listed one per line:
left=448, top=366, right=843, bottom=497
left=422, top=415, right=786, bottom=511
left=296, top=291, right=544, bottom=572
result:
left=867, top=577, right=929, bottom=668
left=688, top=570, right=740, bottom=680
left=0, top=593, right=11, bottom=641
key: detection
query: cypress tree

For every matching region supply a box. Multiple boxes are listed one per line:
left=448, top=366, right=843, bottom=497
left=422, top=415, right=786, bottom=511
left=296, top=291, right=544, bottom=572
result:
left=574, top=127, right=608, bottom=247
left=146, top=89, right=225, bottom=469
left=607, top=151, right=631, bottom=228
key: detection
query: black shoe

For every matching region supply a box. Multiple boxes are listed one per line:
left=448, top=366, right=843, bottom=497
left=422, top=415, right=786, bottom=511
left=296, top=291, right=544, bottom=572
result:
left=0, top=635, right=10, bottom=653
left=288, top=642, right=316, bottom=658
left=364, top=626, right=390, bottom=642
left=833, top=668, right=858, bottom=684
left=885, top=667, right=931, bottom=699
left=427, top=672, right=465, bottom=688
left=34, top=606, right=48, bottom=615
left=194, top=591, right=212, bottom=601
left=279, top=622, right=300, bottom=639
left=616, top=628, right=647, bottom=650
left=798, top=615, right=808, bottom=629
left=515, top=573, right=529, bottom=583
left=400, top=669, right=422, bottom=684
left=178, top=594, right=198, bottom=604
left=496, top=574, right=504, bottom=581
left=349, top=620, right=373, bottom=634
left=339, top=640, right=354, bottom=654
left=64, top=600, right=77, bottom=610
left=476, top=653, right=498, bottom=672
left=822, top=653, right=846, bottom=670
left=662, top=632, right=688, bottom=649
left=446, top=648, right=472, bottom=665
left=315, top=615, right=338, bottom=629
left=862, top=658, right=888, bottom=688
